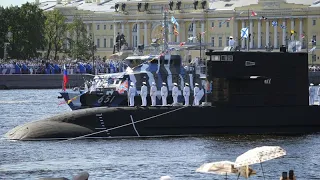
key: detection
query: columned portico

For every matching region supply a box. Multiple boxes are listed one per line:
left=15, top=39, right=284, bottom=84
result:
left=234, top=19, right=238, bottom=42
left=274, top=21, right=277, bottom=48
left=201, top=21, right=205, bottom=42
left=126, top=23, right=131, bottom=47
left=144, top=22, right=148, bottom=45
left=291, top=18, right=294, bottom=40
left=168, top=23, right=172, bottom=43
left=137, top=23, right=140, bottom=45
left=299, top=18, right=303, bottom=40
left=249, top=20, right=253, bottom=48
left=266, top=20, right=269, bottom=46
left=282, top=20, right=286, bottom=45
left=258, top=19, right=261, bottom=48
left=193, top=22, right=196, bottom=43
left=121, top=23, right=124, bottom=34
left=177, top=23, right=180, bottom=42
left=113, top=22, right=118, bottom=45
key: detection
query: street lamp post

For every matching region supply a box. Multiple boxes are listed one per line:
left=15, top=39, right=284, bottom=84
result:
left=3, top=43, right=9, bottom=60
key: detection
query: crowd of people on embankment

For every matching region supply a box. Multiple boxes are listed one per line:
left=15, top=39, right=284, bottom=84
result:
left=0, top=59, right=127, bottom=75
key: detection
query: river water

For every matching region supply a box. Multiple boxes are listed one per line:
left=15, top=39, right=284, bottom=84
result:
left=0, top=89, right=319, bottom=180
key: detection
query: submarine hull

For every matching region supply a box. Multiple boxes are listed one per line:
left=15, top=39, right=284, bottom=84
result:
left=5, top=106, right=320, bottom=140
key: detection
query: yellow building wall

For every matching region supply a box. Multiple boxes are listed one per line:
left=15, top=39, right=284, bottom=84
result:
left=55, top=0, right=320, bottom=63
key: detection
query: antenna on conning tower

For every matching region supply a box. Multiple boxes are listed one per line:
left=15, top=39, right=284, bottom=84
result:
left=161, top=6, right=169, bottom=53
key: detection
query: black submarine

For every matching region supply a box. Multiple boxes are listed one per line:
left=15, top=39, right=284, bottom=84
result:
left=5, top=48, right=320, bottom=140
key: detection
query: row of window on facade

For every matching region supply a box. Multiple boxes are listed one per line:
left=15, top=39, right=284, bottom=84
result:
left=89, top=19, right=317, bottom=32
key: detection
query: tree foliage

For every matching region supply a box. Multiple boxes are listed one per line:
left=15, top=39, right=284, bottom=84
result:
left=68, top=15, right=92, bottom=59
left=44, top=9, right=67, bottom=60
left=7, top=3, right=45, bottom=59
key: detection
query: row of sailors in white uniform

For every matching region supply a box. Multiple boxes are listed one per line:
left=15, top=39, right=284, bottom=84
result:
left=309, top=83, right=320, bottom=105
left=128, top=82, right=203, bottom=107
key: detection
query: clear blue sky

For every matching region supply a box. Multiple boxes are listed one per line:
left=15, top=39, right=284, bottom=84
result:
left=0, top=0, right=33, bottom=7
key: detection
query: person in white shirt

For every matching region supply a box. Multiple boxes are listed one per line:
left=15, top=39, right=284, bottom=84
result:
left=229, top=36, right=235, bottom=47
left=128, top=82, right=136, bottom=106
left=150, top=82, right=157, bottom=106
left=161, top=82, right=168, bottom=106
left=193, top=83, right=200, bottom=106
left=309, top=83, right=315, bottom=105
left=140, top=82, right=148, bottom=106
left=183, top=83, right=190, bottom=106
left=172, top=83, right=179, bottom=105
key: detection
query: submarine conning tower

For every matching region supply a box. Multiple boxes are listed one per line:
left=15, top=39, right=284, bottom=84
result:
left=205, top=50, right=309, bottom=107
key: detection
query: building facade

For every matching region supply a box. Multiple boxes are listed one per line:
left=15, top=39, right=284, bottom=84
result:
left=38, top=0, right=320, bottom=63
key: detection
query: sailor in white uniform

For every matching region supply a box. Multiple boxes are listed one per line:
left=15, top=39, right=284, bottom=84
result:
left=309, top=83, right=315, bottom=105
left=128, top=82, right=136, bottom=106
left=317, top=84, right=320, bottom=106
left=193, top=83, right=200, bottom=106
left=172, top=83, right=179, bottom=105
left=140, top=82, right=148, bottom=106
left=229, top=36, right=235, bottom=47
left=161, top=82, right=168, bottom=106
left=183, top=83, right=190, bottom=106
left=150, top=82, right=157, bottom=106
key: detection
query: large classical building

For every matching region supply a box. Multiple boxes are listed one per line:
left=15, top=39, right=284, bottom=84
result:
left=37, top=0, right=320, bottom=63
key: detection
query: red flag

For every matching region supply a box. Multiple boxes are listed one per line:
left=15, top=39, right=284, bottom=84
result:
left=63, top=65, right=68, bottom=91
left=251, top=11, right=257, bottom=16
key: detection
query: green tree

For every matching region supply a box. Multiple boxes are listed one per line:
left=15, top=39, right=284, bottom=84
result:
left=44, top=9, right=67, bottom=60
left=68, top=15, right=91, bottom=59
left=6, top=3, right=45, bottom=59
left=0, top=6, right=9, bottom=59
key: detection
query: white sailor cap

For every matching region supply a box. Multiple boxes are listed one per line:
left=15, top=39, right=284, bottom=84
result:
left=162, top=82, right=166, bottom=85
left=195, top=83, right=199, bottom=86
left=185, top=83, right=189, bottom=86
left=130, top=82, right=134, bottom=86
left=173, top=83, right=177, bottom=86
left=229, top=36, right=233, bottom=39
left=310, top=83, right=314, bottom=86
left=142, top=82, right=146, bottom=85
left=152, top=82, right=156, bottom=85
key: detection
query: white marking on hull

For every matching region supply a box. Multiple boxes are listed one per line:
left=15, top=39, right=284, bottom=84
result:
left=130, top=115, right=140, bottom=137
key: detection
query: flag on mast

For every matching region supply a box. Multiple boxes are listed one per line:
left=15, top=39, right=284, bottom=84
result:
left=63, top=65, right=68, bottom=91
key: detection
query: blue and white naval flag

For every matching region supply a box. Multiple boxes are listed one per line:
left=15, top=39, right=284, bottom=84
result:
left=280, top=24, right=286, bottom=29
left=271, top=21, right=277, bottom=27
left=241, top=27, right=248, bottom=38
left=171, top=16, right=179, bottom=26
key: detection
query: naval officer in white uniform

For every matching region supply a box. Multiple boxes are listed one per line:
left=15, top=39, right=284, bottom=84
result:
left=150, top=82, right=157, bottom=106
left=229, top=36, right=235, bottom=47
left=172, top=83, right=179, bottom=104
left=128, top=82, right=136, bottom=106
left=309, top=83, right=315, bottom=105
left=161, top=82, right=168, bottom=106
left=140, top=82, right=148, bottom=106
left=193, top=83, right=200, bottom=106
left=183, top=83, right=190, bottom=106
